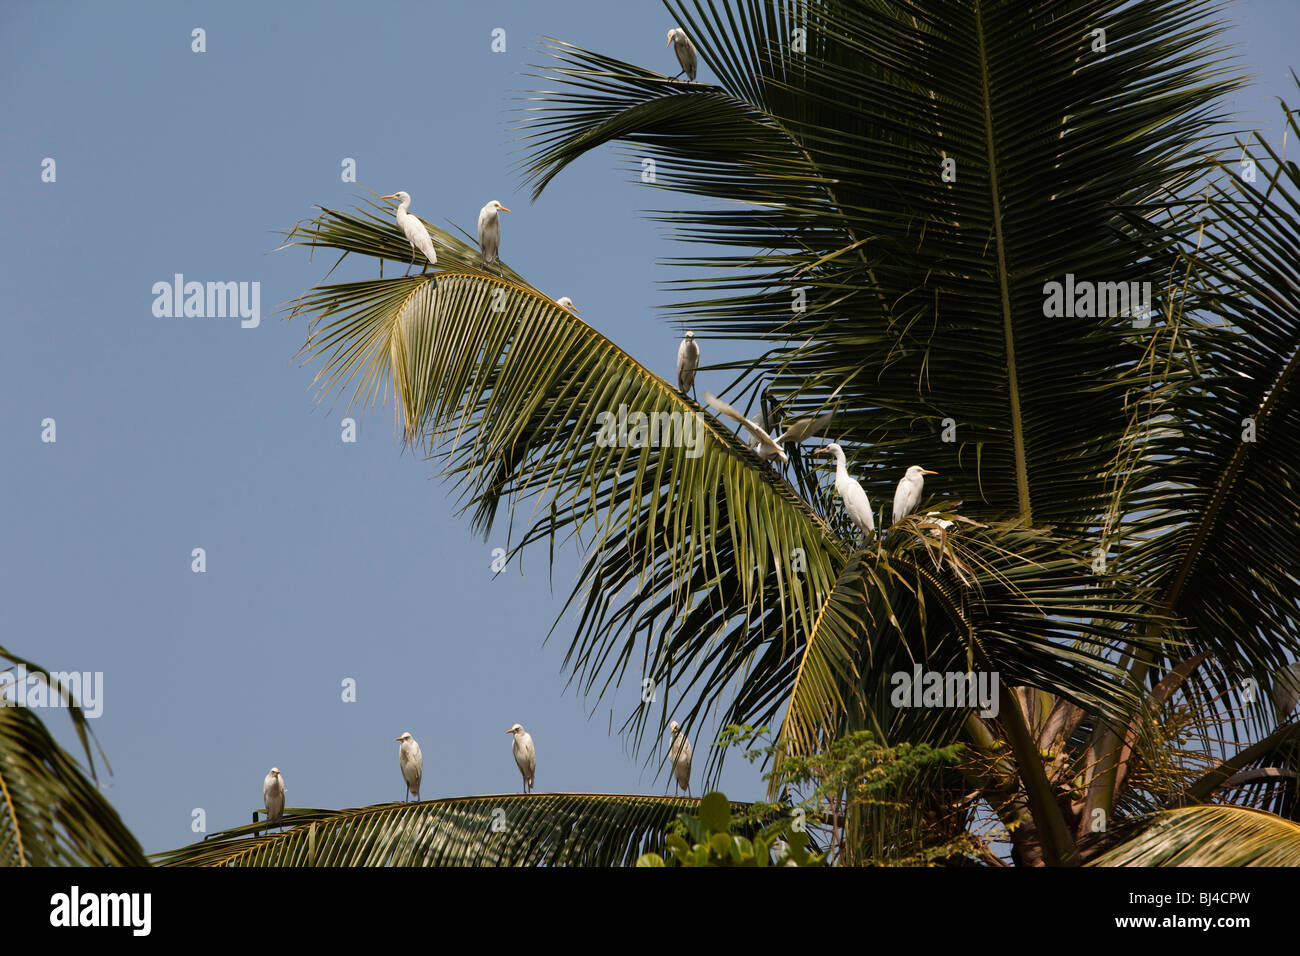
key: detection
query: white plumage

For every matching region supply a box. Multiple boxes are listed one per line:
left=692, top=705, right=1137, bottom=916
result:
left=478, top=200, right=510, bottom=268
left=395, top=732, right=423, bottom=802
left=704, top=392, right=788, bottom=463
left=677, top=331, right=699, bottom=395
left=556, top=296, right=579, bottom=314
left=507, top=723, right=536, bottom=793
left=667, top=28, right=698, bottom=81
left=263, top=767, right=285, bottom=826
left=668, top=720, right=692, bottom=794
left=381, top=191, right=438, bottom=275
left=769, top=410, right=835, bottom=458
left=892, top=465, right=938, bottom=525
left=818, top=442, right=875, bottom=540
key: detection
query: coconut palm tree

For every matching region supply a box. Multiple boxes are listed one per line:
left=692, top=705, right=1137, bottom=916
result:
left=11, top=0, right=1300, bottom=867
left=234, top=0, right=1298, bottom=865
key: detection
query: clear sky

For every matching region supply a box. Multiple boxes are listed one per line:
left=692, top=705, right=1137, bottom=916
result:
left=2, top=1, right=1295, bottom=855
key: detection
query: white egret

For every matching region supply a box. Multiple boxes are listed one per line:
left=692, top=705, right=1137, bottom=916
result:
left=507, top=723, right=536, bottom=793
left=921, top=511, right=954, bottom=536
left=263, top=767, right=285, bottom=826
left=677, top=331, right=699, bottom=397
left=768, top=410, right=835, bottom=458
left=380, top=192, right=438, bottom=276
left=395, top=732, right=422, bottom=802
left=478, top=200, right=510, bottom=270
left=667, top=28, right=698, bottom=81
left=703, top=392, right=788, bottom=463
left=817, top=442, right=875, bottom=540
left=668, top=721, right=692, bottom=795
left=893, top=465, right=938, bottom=525
left=556, top=296, right=579, bottom=314
left=1271, top=662, right=1300, bottom=722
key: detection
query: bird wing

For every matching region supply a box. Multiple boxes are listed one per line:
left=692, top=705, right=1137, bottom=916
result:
left=676, top=36, right=698, bottom=79
left=519, top=734, right=536, bottom=782
left=477, top=207, right=498, bottom=260
left=776, top=410, right=834, bottom=444
left=703, top=393, right=786, bottom=461
left=838, top=475, right=875, bottom=535
left=677, top=339, right=699, bottom=390
left=401, top=744, right=423, bottom=785
left=404, top=217, right=438, bottom=264
left=892, top=479, right=912, bottom=524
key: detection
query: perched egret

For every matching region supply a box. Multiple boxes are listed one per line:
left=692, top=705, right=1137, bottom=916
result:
left=556, top=296, right=579, bottom=314
left=668, top=721, right=692, bottom=795
left=893, top=465, right=938, bottom=525
left=380, top=192, right=438, bottom=276
left=395, top=732, right=422, bottom=802
left=667, top=28, right=698, bottom=81
left=507, top=723, right=536, bottom=793
left=703, top=392, right=788, bottom=463
left=478, top=200, right=510, bottom=270
left=817, top=443, right=874, bottom=540
left=677, top=331, right=699, bottom=396
left=263, top=767, right=285, bottom=826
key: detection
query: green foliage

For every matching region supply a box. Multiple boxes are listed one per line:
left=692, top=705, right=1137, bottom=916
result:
left=0, top=647, right=148, bottom=867
left=636, top=791, right=826, bottom=867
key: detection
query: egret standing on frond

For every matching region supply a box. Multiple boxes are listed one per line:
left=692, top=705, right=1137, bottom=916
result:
left=380, top=192, right=438, bottom=276
left=395, top=732, right=422, bottom=802
left=263, top=767, right=285, bottom=827
left=556, top=296, right=579, bottom=314
left=668, top=721, right=692, bottom=795
left=478, top=200, right=510, bottom=271
left=893, top=465, right=938, bottom=525
left=677, top=331, right=699, bottom=397
left=817, top=443, right=875, bottom=541
left=507, top=723, right=535, bottom=793
left=667, top=28, right=697, bottom=81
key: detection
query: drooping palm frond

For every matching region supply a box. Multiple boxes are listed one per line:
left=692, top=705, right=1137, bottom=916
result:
left=0, top=648, right=147, bottom=867
left=284, top=202, right=855, bottom=761
left=154, top=794, right=749, bottom=867
left=1091, top=804, right=1300, bottom=866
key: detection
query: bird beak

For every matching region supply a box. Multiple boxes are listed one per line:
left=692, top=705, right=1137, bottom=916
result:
left=380, top=194, right=397, bottom=200
left=922, top=469, right=938, bottom=475
left=499, top=206, right=511, bottom=213
left=395, top=736, right=402, bottom=741
left=666, top=37, right=672, bottom=46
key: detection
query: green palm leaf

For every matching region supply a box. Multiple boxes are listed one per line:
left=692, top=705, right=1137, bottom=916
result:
left=154, top=794, right=751, bottom=867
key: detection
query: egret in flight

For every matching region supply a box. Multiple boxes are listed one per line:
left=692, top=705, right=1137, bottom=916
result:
left=507, top=723, right=536, bottom=793
left=893, top=465, right=938, bottom=525
left=668, top=721, right=692, bottom=795
left=667, top=28, right=698, bottom=81
left=677, top=331, right=699, bottom=397
left=395, top=732, right=422, bottom=802
left=767, top=410, right=835, bottom=459
left=556, top=296, right=579, bottom=314
left=380, top=192, right=438, bottom=276
left=263, top=767, right=285, bottom=827
left=478, top=200, right=510, bottom=270
left=817, top=443, right=874, bottom=541
left=704, top=393, right=787, bottom=462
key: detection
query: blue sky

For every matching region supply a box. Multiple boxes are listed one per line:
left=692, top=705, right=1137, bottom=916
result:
left=1, top=1, right=1296, bottom=854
